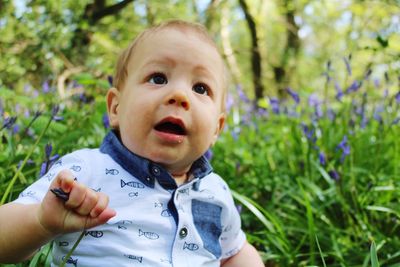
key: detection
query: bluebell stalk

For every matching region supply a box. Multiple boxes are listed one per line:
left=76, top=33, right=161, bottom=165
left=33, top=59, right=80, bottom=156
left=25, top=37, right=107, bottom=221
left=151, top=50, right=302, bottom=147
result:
left=269, top=98, right=280, bottom=114
left=1, top=116, right=17, bottom=131
left=337, top=135, right=350, bottom=162
left=343, top=54, right=352, bottom=76
left=102, top=113, right=110, bottom=129
left=286, top=88, right=300, bottom=104
left=328, top=170, right=340, bottom=181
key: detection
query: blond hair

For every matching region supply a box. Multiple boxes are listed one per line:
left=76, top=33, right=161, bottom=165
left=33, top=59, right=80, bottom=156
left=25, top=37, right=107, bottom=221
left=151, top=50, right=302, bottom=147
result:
left=112, top=19, right=227, bottom=111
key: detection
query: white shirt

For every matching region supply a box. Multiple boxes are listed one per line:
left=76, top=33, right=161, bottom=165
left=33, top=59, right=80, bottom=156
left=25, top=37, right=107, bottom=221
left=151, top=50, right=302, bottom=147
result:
left=14, top=131, right=246, bottom=267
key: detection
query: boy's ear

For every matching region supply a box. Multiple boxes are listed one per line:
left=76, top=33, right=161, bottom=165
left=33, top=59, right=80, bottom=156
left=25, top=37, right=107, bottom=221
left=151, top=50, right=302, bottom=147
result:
left=211, top=112, right=226, bottom=147
left=106, top=87, right=120, bottom=128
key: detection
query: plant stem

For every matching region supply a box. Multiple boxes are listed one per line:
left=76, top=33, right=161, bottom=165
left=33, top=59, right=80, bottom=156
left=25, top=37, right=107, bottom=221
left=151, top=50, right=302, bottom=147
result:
left=0, top=116, right=53, bottom=205
left=60, top=231, right=86, bottom=267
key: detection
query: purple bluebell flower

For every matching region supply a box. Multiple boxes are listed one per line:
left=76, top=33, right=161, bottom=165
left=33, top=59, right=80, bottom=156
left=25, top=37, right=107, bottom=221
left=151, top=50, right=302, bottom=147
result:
left=395, top=91, right=400, bottom=104
left=0, top=99, right=3, bottom=117
left=51, top=105, right=63, bottom=121
left=107, top=75, right=113, bottom=87
left=45, top=143, right=52, bottom=159
left=373, top=105, right=384, bottom=124
left=269, top=97, right=280, bottom=114
left=301, top=123, right=316, bottom=143
left=237, top=85, right=250, bottom=103
left=231, top=127, right=240, bottom=140
left=319, top=152, right=326, bottom=166
left=337, top=135, right=350, bottom=162
left=24, top=84, right=32, bottom=93
left=328, top=170, right=340, bottom=181
left=42, top=80, right=50, bottom=93
left=373, top=78, right=380, bottom=89
left=39, top=162, right=48, bottom=177
left=286, top=87, right=300, bottom=104
left=51, top=105, right=60, bottom=117
left=327, top=108, right=336, bottom=121
left=256, top=107, right=268, bottom=117
left=12, top=124, right=20, bottom=135
left=32, top=89, right=39, bottom=98
left=334, top=81, right=344, bottom=101
left=392, top=117, right=400, bottom=125
left=1, top=116, right=17, bottom=130
left=308, top=94, right=321, bottom=107
left=235, top=204, right=243, bottom=214
left=225, top=93, right=235, bottom=113
left=102, top=113, right=110, bottom=129
left=343, top=55, right=352, bottom=76
left=346, top=80, right=362, bottom=94
left=204, top=149, right=213, bottom=161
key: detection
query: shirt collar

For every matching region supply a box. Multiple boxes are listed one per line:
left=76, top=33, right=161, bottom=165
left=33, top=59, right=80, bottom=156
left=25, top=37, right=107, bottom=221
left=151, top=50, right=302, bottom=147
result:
left=99, top=130, right=213, bottom=190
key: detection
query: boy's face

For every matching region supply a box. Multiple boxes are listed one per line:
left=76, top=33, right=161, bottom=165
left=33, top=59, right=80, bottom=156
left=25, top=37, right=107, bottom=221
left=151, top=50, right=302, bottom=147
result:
left=107, top=27, right=225, bottom=177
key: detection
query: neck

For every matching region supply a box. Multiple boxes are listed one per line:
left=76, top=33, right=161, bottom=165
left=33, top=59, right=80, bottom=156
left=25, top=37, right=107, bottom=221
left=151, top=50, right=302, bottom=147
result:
left=172, top=172, right=188, bottom=185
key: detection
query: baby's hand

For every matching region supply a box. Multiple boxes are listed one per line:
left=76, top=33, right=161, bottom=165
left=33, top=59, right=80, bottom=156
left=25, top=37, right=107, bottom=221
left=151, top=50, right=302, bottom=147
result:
left=37, top=170, right=116, bottom=236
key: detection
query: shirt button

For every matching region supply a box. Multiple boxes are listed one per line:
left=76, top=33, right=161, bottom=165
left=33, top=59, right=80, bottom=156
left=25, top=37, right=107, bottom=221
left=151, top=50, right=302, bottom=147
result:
left=179, top=227, right=188, bottom=238
left=151, top=166, right=161, bottom=176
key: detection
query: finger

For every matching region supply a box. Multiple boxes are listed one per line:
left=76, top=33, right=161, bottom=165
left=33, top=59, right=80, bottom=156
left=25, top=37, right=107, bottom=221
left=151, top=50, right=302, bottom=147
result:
left=56, top=170, right=75, bottom=193
left=65, top=182, right=86, bottom=209
left=75, top=189, right=98, bottom=216
left=86, top=208, right=116, bottom=229
left=89, top=192, right=109, bottom=218
left=48, top=169, right=74, bottom=191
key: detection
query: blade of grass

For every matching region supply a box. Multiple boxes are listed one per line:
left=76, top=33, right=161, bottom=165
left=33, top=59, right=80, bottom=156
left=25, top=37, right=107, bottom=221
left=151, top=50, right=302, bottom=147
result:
left=315, top=234, right=327, bottom=267
left=370, top=241, right=380, bottom=267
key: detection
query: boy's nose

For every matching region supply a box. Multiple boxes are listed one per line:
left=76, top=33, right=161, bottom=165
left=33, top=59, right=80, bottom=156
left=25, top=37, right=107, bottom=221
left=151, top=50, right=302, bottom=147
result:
left=165, top=90, right=190, bottom=110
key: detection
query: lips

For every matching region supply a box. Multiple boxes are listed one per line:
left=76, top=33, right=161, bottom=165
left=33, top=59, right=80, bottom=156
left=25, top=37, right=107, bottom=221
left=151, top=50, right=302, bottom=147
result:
left=154, top=117, right=187, bottom=136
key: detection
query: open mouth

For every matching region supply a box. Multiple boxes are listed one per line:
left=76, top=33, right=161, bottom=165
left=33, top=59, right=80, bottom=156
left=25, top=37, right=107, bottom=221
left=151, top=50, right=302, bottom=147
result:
left=154, top=118, right=186, bottom=135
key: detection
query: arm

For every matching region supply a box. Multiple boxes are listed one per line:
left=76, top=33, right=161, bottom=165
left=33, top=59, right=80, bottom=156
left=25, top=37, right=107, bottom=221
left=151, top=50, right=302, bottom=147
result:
left=221, top=242, right=264, bottom=267
left=0, top=170, right=116, bottom=263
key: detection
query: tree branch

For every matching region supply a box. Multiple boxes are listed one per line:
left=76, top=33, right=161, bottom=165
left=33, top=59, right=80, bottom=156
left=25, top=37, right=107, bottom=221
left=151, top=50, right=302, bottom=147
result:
left=89, top=0, right=137, bottom=24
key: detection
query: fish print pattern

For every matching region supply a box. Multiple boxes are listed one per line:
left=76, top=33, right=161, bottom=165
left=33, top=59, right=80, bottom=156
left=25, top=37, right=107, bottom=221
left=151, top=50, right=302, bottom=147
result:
left=62, top=256, right=78, bottom=267
left=161, top=209, right=172, bottom=217
left=128, top=191, right=139, bottom=197
left=44, top=172, right=55, bottom=181
left=138, top=229, right=159, bottom=240
left=183, top=242, right=199, bottom=251
left=85, top=231, right=103, bottom=238
left=105, top=168, right=119, bottom=175
left=120, top=179, right=145, bottom=189
left=70, top=165, right=81, bottom=172
left=21, top=191, right=36, bottom=197
left=124, top=254, right=143, bottom=263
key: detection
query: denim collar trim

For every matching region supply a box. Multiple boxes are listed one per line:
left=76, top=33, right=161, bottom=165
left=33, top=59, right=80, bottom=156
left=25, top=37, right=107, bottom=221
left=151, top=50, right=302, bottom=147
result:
left=99, top=130, right=213, bottom=190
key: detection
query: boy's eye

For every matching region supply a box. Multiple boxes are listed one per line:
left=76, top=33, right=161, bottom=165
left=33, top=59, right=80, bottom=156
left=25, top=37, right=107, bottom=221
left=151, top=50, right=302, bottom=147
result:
left=149, top=73, right=168, bottom=85
left=193, top=83, right=210, bottom=95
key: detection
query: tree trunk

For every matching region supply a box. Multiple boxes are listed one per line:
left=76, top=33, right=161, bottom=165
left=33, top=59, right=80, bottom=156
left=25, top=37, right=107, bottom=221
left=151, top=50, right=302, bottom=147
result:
left=273, top=0, right=301, bottom=97
left=238, top=0, right=264, bottom=103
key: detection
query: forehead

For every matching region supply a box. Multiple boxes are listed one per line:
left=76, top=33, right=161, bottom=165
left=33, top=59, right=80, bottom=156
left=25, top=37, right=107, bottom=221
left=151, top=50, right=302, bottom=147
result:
left=129, top=27, right=224, bottom=74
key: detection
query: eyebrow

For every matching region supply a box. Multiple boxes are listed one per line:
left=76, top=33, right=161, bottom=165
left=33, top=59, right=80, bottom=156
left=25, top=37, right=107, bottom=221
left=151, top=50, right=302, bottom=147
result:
left=141, top=57, right=177, bottom=70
